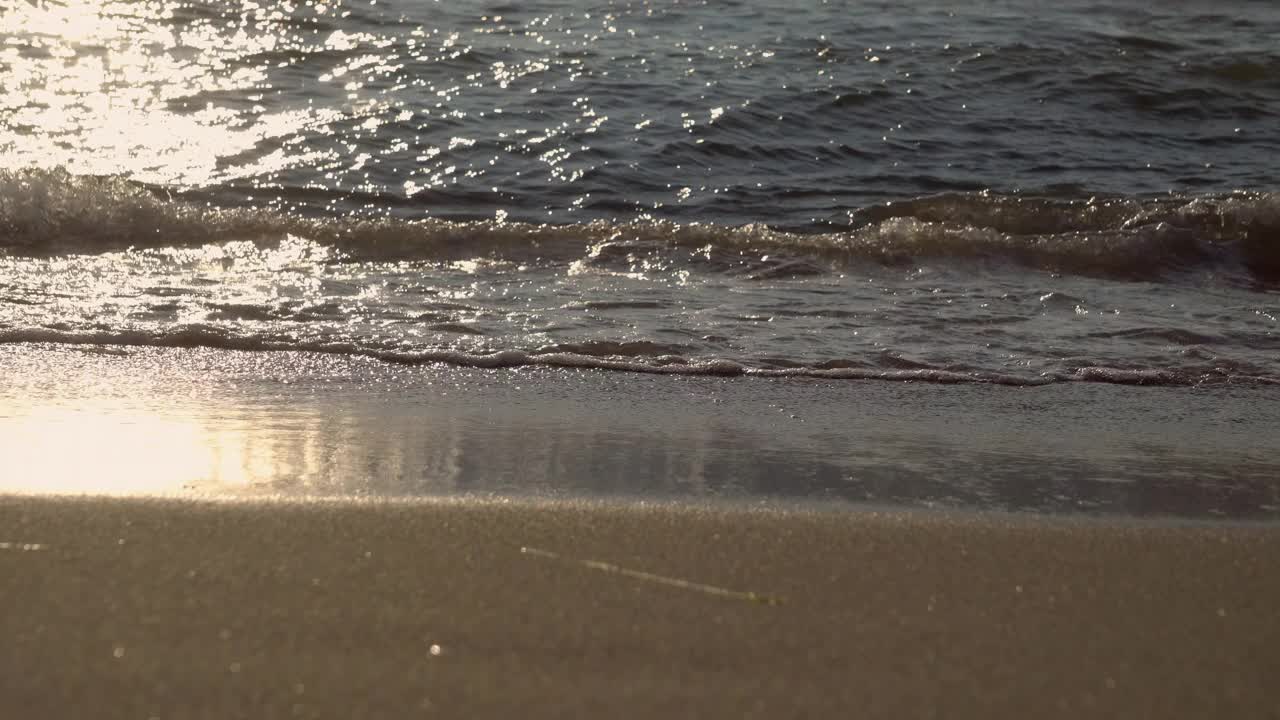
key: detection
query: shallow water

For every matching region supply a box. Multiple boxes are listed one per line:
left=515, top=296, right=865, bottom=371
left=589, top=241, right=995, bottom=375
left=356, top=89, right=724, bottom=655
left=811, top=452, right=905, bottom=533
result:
left=4, top=345, right=1279, bottom=518
left=1, top=0, right=1278, bottom=384
left=0, top=1, right=1278, bottom=510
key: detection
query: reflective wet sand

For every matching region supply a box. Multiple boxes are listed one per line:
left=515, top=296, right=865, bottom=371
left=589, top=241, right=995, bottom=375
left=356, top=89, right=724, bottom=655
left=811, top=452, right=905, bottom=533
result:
left=3, top=343, right=1279, bottom=518
left=3, top=343, right=1279, bottom=717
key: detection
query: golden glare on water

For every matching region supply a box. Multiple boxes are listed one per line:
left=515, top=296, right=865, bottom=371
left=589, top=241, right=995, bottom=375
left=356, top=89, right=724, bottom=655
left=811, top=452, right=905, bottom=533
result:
left=0, top=0, right=337, bottom=185
left=0, top=401, right=267, bottom=495
left=0, top=347, right=470, bottom=499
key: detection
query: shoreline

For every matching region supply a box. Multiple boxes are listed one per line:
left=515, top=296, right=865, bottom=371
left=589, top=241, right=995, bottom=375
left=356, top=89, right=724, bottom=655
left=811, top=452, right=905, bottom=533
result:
left=5, top=344, right=1280, bottom=519
left=3, top=494, right=1278, bottom=718
left=5, top=489, right=1279, bottom=528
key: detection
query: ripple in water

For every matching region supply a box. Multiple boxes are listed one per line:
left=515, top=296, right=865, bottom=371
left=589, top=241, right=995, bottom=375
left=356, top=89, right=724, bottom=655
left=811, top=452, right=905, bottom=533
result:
left=0, top=1, right=1277, bottom=386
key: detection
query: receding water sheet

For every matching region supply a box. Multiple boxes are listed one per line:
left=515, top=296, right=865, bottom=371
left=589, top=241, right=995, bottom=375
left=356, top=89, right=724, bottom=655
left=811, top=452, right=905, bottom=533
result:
left=2, top=344, right=1277, bottom=519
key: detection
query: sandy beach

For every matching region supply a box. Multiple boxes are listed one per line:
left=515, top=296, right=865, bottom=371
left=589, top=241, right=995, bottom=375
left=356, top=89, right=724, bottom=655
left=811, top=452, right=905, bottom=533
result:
left=3, top=0, right=1280, bottom=715
left=2, top=495, right=1277, bottom=719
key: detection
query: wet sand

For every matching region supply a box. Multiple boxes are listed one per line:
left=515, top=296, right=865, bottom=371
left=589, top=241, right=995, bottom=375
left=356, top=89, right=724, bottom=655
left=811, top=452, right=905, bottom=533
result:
left=5, top=344, right=1280, bottom=517
left=2, top=495, right=1277, bottom=719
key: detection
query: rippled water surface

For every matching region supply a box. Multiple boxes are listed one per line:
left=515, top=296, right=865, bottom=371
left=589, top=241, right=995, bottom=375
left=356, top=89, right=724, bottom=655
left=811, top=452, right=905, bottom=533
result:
left=1, top=0, right=1278, bottom=384
left=4, top=0, right=1279, bottom=216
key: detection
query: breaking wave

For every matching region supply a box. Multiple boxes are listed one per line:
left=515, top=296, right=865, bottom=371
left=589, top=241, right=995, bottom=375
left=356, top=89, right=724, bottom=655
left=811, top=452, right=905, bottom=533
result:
left=2, top=168, right=1279, bottom=284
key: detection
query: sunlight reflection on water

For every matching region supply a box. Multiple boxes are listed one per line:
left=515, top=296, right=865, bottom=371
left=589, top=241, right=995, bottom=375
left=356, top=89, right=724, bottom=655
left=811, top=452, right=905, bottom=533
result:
left=0, top=0, right=345, bottom=185
left=2, top=344, right=1278, bottom=519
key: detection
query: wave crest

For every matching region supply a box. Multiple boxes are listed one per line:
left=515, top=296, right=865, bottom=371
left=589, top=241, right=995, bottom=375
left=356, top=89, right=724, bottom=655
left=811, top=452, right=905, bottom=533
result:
left=2, top=168, right=1278, bottom=284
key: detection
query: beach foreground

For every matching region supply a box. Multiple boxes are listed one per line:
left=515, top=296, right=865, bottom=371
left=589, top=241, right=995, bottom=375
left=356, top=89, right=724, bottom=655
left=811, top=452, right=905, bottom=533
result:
left=2, top=495, right=1277, bottom=719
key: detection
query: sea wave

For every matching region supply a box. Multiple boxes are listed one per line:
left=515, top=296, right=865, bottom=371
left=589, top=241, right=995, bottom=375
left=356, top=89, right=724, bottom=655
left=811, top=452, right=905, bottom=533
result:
left=4, top=329, right=1276, bottom=388
left=2, top=168, right=1278, bottom=283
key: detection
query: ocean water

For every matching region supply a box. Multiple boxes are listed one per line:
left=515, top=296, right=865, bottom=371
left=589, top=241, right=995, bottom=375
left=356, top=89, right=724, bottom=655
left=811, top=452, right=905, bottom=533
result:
left=1, top=0, right=1278, bottom=384
left=1, top=1, right=1279, bottom=512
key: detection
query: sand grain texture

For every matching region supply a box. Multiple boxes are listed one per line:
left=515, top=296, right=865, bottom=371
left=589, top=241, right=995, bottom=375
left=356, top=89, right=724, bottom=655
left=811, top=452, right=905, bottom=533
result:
left=1, top=497, right=1278, bottom=719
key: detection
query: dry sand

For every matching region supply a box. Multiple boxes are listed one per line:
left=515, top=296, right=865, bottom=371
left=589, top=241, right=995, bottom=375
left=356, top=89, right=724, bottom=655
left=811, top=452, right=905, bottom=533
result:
left=2, top=495, right=1277, bottom=719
